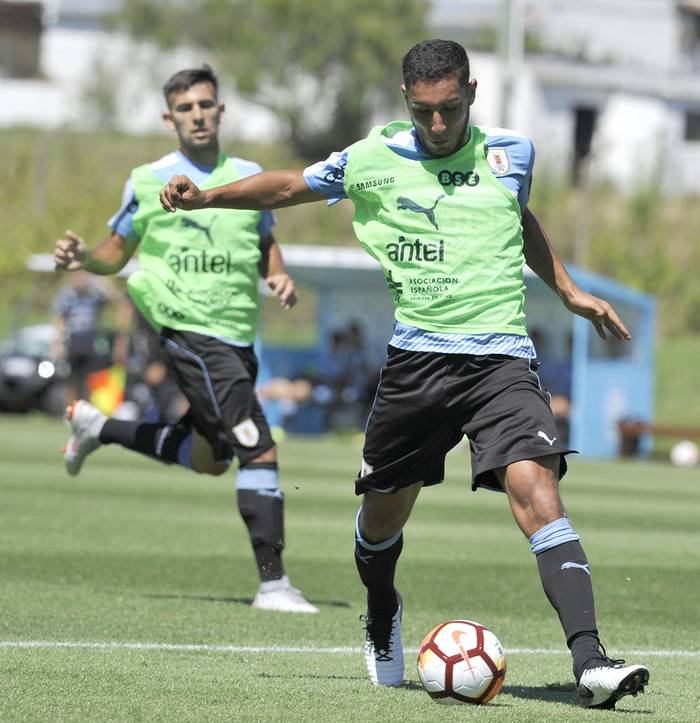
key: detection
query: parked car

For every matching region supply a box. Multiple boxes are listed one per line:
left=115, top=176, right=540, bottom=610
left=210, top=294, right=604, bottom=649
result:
left=0, top=324, right=69, bottom=416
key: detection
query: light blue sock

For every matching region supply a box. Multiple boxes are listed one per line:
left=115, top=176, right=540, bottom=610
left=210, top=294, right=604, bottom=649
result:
left=529, top=517, right=580, bottom=555
left=237, top=466, right=281, bottom=497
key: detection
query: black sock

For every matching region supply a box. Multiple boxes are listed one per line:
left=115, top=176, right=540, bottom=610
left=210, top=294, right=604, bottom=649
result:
left=570, top=632, right=604, bottom=680
left=99, top=418, right=190, bottom=464
left=354, top=525, right=403, bottom=619
left=536, top=540, right=600, bottom=679
left=237, top=482, right=284, bottom=583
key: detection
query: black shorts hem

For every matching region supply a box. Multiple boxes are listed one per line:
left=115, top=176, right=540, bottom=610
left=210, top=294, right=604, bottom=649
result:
left=354, top=449, right=444, bottom=495
left=471, top=447, right=577, bottom=492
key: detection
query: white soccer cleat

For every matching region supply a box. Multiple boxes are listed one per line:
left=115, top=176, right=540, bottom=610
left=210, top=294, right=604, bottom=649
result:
left=251, top=576, right=319, bottom=614
left=63, top=400, right=107, bottom=476
left=578, top=660, right=650, bottom=709
left=361, top=591, right=404, bottom=687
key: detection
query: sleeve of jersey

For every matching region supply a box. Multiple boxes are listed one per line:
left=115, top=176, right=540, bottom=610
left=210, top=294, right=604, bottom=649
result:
left=484, top=131, right=535, bottom=208
left=302, top=149, right=350, bottom=205
left=107, top=178, right=139, bottom=241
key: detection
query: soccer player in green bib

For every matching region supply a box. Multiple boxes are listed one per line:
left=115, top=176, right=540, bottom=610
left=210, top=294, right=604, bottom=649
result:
left=52, top=65, right=317, bottom=614
left=159, top=42, right=649, bottom=707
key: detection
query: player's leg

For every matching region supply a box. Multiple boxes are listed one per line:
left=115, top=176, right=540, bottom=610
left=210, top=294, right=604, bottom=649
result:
left=464, top=355, right=648, bottom=708
left=354, top=346, right=456, bottom=685
left=499, top=457, right=649, bottom=708
left=497, top=456, right=601, bottom=673
left=356, top=483, right=421, bottom=686
left=63, top=327, right=232, bottom=477
left=220, top=346, right=317, bottom=613
left=63, top=400, right=223, bottom=475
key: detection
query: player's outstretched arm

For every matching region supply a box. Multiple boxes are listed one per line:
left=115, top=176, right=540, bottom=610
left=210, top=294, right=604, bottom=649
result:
left=53, top=230, right=139, bottom=276
left=522, top=207, right=631, bottom=341
left=160, top=170, right=323, bottom=213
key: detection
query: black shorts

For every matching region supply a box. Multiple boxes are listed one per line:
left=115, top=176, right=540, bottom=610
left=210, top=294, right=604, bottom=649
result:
left=357, top=346, right=574, bottom=495
left=160, top=328, right=274, bottom=466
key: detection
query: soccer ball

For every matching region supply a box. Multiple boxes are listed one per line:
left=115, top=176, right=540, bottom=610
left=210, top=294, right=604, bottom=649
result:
left=417, top=620, right=506, bottom=704
left=670, top=440, right=699, bottom=468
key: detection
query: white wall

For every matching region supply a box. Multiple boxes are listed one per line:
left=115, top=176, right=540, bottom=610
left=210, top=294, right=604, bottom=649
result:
left=0, top=23, right=282, bottom=140
left=528, top=0, right=680, bottom=71
left=593, top=95, right=670, bottom=186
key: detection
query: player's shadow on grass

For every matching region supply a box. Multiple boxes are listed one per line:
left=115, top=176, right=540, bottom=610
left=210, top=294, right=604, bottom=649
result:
left=503, top=683, right=652, bottom=713
left=140, top=591, right=350, bottom=608
left=503, top=682, right=580, bottom=707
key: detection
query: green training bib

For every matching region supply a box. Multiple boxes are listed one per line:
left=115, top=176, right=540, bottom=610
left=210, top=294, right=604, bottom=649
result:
left=344, top=122, right=527, bottom=335
left=127, top=154, right=263, bottom=343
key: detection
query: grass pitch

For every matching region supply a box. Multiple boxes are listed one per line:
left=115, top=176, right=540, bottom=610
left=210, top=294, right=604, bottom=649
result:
left=1, top=414, right=699, bottom=721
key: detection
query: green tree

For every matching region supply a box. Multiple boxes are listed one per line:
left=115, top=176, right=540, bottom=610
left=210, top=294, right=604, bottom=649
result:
left=117, top=0, right=429, bottom=159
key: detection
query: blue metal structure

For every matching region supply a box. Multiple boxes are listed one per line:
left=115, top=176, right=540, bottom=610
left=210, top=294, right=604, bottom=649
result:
left=524, top=269, right=656, bottom=458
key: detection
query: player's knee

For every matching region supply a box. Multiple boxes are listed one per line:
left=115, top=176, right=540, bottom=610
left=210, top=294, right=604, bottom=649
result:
left=192, top=458, right=231, bottom=476
left=360, top=506, right=407, bottom=542
left=188, top=432, right=232, bottom=475
left=360, top=485, right=420, bottom=542
left=249, top=446, right=277, bottom=465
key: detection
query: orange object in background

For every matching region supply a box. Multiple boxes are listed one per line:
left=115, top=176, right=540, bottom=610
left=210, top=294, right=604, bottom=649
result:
left=86, top=365, right=126, bottom=415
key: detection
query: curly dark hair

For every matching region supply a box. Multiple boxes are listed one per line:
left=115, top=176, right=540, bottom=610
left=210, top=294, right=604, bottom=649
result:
left=162, top=65, right=218, bottom=105
left=402, top=39, right=470, bottom=90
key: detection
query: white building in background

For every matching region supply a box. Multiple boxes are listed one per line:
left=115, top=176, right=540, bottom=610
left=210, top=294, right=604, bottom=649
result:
left=0, top=0, right=281, bottom=139
left=1, top=0, right=699, bottom=192
left=431, top=0, right=700, bottom=193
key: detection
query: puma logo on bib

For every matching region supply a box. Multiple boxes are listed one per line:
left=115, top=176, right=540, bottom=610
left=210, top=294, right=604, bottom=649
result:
left=396, top=194, right=445, bottom=230
left=180, top=216, right=216, bottom=244
left=232, top=418, right=259, bottom=447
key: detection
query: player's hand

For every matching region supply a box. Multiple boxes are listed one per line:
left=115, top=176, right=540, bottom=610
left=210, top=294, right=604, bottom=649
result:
left=266, top=273, right=297, bottom=310
left=160, top=175, right=205, bottom=212
left=54, top=229, right=87, bottom=271
left=562, top=288, right=631, bottom=341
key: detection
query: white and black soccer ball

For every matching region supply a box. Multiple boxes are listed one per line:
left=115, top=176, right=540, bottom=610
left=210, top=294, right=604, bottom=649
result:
left=417, top=619, right=506, bottom=705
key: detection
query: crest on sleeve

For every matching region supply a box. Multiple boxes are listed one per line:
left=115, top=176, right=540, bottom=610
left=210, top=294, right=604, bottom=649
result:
left=486, top=147, right=510, bottom=175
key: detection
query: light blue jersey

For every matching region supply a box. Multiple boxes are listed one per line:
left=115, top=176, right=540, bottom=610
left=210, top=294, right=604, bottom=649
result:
left=109, top=151, right=275, bottom=241
left=303, top=126, right=537, bottom=358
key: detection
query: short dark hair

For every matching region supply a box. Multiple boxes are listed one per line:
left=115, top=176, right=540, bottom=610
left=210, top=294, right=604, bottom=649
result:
left=402, top=39, right=470, bottom=90
left=163, top=65, right=218, bottom=104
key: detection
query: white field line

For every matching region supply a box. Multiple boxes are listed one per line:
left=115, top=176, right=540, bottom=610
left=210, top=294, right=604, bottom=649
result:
left=1, top=641, right=699, bottom=658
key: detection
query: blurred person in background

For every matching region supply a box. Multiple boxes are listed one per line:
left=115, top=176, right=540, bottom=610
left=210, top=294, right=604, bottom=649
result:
left=52, top=65, right=317, bottom=613
left=159, top=40, right=648, bottom=707
left=51, top=270, right=117, bottom=405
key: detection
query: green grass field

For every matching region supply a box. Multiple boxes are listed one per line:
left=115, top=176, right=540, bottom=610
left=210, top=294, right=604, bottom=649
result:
left=1, top=415, right=699, bottom=721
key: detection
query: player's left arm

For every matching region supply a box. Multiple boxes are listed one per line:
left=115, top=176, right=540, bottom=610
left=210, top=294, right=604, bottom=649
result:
left=521, top=207, right=631, bottom=341
left=259, top=233, right=297, bottom=310
left=160, top=170, right=323, bottom=212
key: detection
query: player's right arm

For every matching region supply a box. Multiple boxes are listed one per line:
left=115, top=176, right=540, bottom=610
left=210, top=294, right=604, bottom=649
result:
left=53, top=229, right=139, bottom=275
left=160, top=170, right=324, bottom=212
